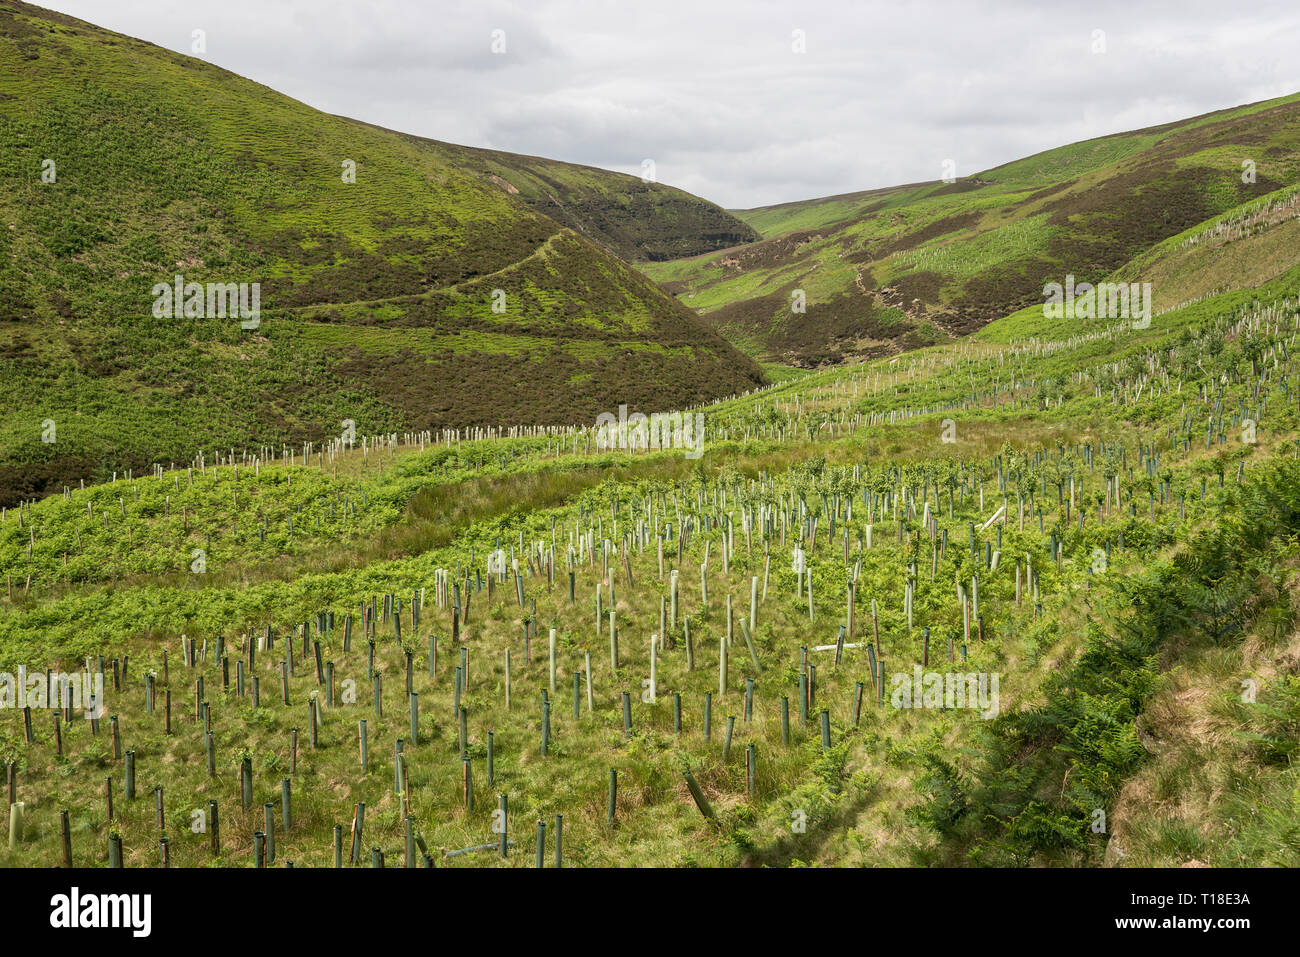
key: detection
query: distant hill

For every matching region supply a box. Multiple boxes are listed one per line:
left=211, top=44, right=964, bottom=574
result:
left=411, top=138, right=761, bottom=262
left=642, top=93, right=1300, bottom=365
left=0, top=0, right=765, bottom=504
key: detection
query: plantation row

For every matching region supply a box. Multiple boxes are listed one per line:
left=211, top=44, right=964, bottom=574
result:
left=4, top=284, right=1294, bottom=592
left=0, top=426, right=1275, bottom=866
left=3, top=273, right=1299, bottom=866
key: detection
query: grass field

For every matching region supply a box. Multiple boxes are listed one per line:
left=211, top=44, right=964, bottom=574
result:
left=3, top=1, right=1300, bottom=871
left=4, top=248, right=1300, bottom=867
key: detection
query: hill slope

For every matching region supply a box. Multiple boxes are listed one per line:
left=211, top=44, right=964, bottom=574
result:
left=0, top=0, right=765, bottom=505
left=410, top=138, right=761, bottom=262
left=4, top=209, right=1300, bottom=870
left=5, top=6, right=1300, bottom=878
left=642, top=93, right=1300, bottom=365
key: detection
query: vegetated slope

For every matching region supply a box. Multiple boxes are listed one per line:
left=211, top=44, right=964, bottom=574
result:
left=4, top=247, right=1299, bottom=869
left=4, top=4, right=1298, bottom=874
left=0, top=0, right=765, bottom=506
left=733, top=182, right=928, bottom=238
left=642, top=92, right=1300, bottom=366
left=976, top=182, right=1300, bottom=344
left=1109, top=182, right=1300, bottom=309
left=410, top=138, right=761, bottom=262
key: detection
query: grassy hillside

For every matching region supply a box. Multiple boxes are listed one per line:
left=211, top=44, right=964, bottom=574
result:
left=410, top=139, right=761, bottom=263
left=973, top=182, right=1300, bottom=345
left=1109, top=182, right=1300, bottom=308
left=3, top=1, right=1300, bottom=875
left=733, top=183, right=926, bottom=238
left=3, top=194, right=1300, bottom=868
left=0, top=0, right=765, bottom=507
left=642, top=93, right=1300, bottom=366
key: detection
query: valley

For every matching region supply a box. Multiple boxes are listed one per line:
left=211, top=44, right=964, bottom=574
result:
left=1, top=0, right=1298, bottom=872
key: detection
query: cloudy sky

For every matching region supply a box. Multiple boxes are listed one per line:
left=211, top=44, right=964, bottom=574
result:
left=41, top=0, right=1300, bottom=209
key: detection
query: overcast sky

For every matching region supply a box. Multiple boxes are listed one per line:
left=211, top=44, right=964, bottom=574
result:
left=39, top=0, right=1300, bottom=209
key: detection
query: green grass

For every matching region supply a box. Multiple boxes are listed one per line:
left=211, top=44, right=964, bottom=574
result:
left=4, top=0, right=1300, bottom=873
left=5, top=241, right=1300, bottom=867
left=417, top=139, right=761, bottom=262
left=641, top=90, right=1300, bottom=364
left=0, top=0, right=765, bottom=506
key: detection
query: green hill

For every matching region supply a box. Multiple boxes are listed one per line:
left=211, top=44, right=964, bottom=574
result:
left=642, top=92, right=1300, bottom=365
left=5, top=207, right=1300, bottom=870
left=0, top=0, right=765, bottom=506
left=409, top=138, right=761, bottom=262
left=5, top=2, right=1300, bottom=877
left=1109, top=182, right=1300, bottom=306
left=972, top=180, right=1300, bottom=345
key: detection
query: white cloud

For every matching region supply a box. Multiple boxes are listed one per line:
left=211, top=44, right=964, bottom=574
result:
left=38, top=0, right=1300, bottom=208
